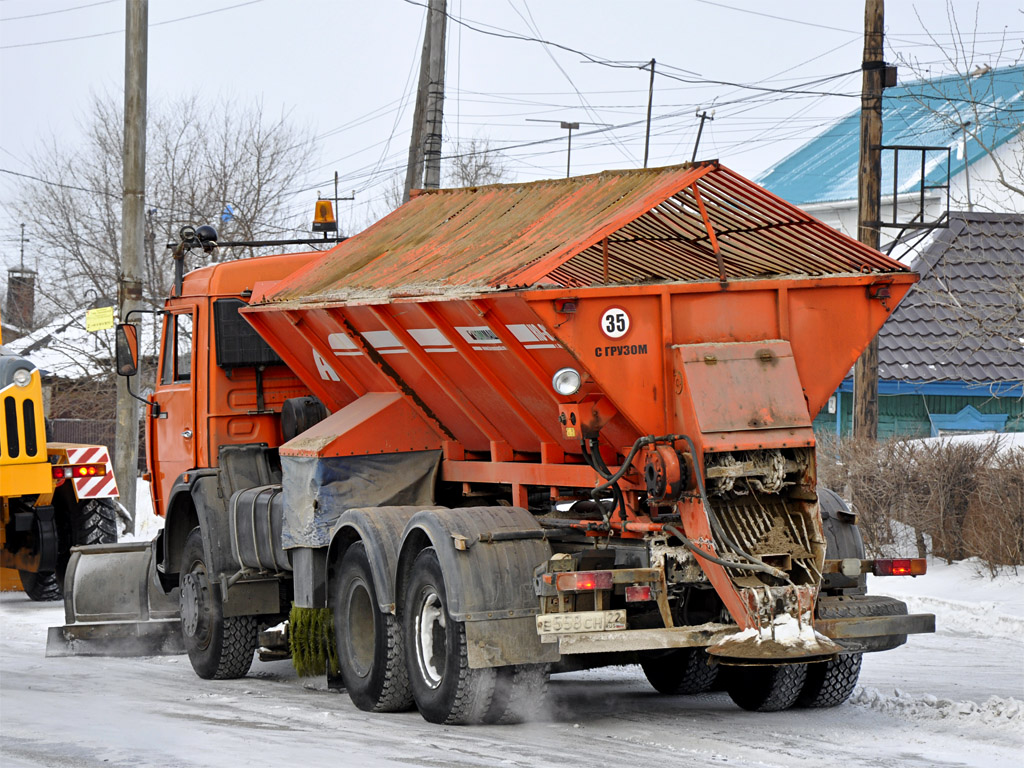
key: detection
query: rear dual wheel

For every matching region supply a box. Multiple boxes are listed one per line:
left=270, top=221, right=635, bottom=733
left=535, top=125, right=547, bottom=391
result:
left=333, top=542, right=413, bottom=712
left=403, top=547, right=497, bottom=725
left=486, top=663, right=550, bottom=724
left=725, top=663, right=808, bottom=712
left=641, top=648, right=719, bottom=695
left=796, top=653, right=862, bottom=708
left=725, top=653, right=863, bottom=711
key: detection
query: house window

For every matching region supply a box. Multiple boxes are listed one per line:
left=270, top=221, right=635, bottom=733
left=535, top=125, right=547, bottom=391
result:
left=928, top=405, right=1007, bottom=436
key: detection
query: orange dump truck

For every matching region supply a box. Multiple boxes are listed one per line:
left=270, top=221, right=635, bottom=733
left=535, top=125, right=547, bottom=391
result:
left=53, top=162, right=934, bottom=724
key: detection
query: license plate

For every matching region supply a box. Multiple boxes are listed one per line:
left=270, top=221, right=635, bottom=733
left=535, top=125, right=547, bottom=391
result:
left=536, top=610, right=627, bottom=635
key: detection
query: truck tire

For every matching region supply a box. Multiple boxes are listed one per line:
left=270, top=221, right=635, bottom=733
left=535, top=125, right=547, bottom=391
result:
left=73, top=499, right=119, bottom=546
left=403, top=547, right=496, bottom=724
left=180, top=527, right=257, bottom=680
left=333, top=542, right=413, bottom=712
left=725, top=663, right=808, bottom=712
left=818, top=487, right=866, bottom=594
left=485, top=664, right=550, bottom=724
left=796, top=653, right=862, bottom=708
left=54, top=498, right=120, bottom=588
left=17, top=496, right=117, bottom=601
left=18, top=570, right=62, bottom=602
left=640, top=648, right=718, bottom=694
left=816, top=594, right=908, bottom=653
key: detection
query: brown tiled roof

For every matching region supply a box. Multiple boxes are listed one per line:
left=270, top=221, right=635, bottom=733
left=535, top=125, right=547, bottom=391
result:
left=878, top=212, right=1024, bottom=384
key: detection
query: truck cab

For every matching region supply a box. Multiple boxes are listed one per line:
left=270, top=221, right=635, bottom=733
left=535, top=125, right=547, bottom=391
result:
left=145, top=253, right=320, bottom=576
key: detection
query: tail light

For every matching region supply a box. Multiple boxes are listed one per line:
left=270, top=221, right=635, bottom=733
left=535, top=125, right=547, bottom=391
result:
left=625, top=585, right=652, bottom=602
left=555, top=571, right=614, bottom=592
left=53, top=463, right=107, bottom=480
left=873, top=558, right=927, bottom=576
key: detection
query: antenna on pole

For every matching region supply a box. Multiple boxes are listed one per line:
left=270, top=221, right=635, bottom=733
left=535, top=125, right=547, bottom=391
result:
left=525, top=118, right=610, bottom=178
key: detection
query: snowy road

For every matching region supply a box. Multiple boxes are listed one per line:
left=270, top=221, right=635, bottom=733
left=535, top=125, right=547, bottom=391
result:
left=2, top=561, right=1021, bottom=768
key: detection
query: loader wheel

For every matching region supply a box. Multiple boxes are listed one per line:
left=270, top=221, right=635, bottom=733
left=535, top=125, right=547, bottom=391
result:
left=55, top=498, right=120, bottom=587
left=640, top=648, right=719, bottom=695
left=796, top=653, right=862, bottom=708
left=725, top=663, right=808, bottom=712
left=485, top=664, right=550, bottom=724
left=180, top=528, right=257, bottom=680
left=403, top=547, right=496, bottom=724
left=333, top=542, right=413, bottom=712
left=73, top=499, right=119, bottom=546
left=18, top=570, right=62, bottom=602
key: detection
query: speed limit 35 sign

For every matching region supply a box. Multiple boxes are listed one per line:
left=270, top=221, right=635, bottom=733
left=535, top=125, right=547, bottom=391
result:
left=600, top=307, right=630, bottom=339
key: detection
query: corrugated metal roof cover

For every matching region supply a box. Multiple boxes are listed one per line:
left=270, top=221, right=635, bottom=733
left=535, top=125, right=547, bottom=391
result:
left=262, top=161, right=909, bottom=306
left=757, top=65, right=1024, bottom=205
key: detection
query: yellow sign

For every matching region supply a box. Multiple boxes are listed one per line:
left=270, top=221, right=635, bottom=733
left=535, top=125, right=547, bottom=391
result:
left=85, top=306, right=115, bottom=332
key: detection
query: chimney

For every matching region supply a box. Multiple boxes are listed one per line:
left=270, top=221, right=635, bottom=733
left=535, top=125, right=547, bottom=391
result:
left=5, top=267, right=36, bottom=331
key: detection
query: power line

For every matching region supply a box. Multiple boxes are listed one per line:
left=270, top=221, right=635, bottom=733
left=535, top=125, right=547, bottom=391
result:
left=693, top=0, right=857, bottom=34
left=0, top=0, right=264, bottom=50
left=0, top=0, right=115, bottom=22
left=0, top=167, right=120, bottom=198
left=400, top=0, right=859, bottom=99
left=509, top=0, right=636, bottom=164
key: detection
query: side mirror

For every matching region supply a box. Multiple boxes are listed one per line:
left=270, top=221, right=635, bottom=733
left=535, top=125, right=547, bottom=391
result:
left=116, top=323, right=139, bottom=377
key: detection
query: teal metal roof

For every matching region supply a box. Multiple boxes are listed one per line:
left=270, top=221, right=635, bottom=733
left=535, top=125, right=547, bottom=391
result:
left=758, top=65, right=1024, bottom=205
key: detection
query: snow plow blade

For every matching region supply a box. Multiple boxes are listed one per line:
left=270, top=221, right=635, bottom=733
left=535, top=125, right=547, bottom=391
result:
left=46, top=540, right=183, bottom=657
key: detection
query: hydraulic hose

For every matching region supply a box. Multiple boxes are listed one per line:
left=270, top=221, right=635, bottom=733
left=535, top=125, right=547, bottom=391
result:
left=663, top=524, right=788, bottom=580
left=588, top=433, right=688, bottom=495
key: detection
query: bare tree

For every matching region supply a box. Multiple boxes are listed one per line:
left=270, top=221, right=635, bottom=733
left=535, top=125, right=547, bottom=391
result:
left=445, top=136, right=509, bottom=188
left=12, top=94, right=319, bottom=319
left=895, top=2, right=1024, bottom=211
left=377, top=135, right=510, bottom=219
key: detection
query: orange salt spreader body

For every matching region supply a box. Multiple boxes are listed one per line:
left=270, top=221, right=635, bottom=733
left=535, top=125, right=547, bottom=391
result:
left=54, top=162, right=934, bottom=723
left=243, top=161, right=922, bottom=643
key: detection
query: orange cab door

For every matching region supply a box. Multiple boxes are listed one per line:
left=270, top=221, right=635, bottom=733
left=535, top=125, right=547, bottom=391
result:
left=151, top=309, right=197, bottom=516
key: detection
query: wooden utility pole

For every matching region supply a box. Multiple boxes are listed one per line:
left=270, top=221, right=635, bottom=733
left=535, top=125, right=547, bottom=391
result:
left=643, top=59, right=655, bottom=168
left=115, top=0, right=148, bottom=532
left=853, top=0, right=884, bottom=440
left=403, top=0, right=446, bottom=201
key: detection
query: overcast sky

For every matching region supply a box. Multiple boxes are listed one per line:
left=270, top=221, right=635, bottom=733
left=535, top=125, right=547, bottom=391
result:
left=0, top=0, right=1019, bottom=275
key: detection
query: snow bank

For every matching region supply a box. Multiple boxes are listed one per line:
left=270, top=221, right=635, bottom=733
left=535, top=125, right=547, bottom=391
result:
left=903, top=431, right=1024, bottom=456
left=852, top=687, right=1023, bottom=730
left=122, top=479, right=165, bottom=543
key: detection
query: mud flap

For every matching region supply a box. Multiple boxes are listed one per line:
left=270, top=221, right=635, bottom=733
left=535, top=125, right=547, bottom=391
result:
left=45, top=540, right=183, bottom=657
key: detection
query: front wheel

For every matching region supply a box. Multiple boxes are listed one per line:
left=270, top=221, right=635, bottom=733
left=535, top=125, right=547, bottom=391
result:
left=403, top=547, right=496, bottom=724
left=333, top=542, right=413, bottom=712
left=179, top=527, right=257, bottom=679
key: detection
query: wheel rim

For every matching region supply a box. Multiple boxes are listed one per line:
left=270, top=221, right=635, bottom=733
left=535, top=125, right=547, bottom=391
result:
left=180, top=564, right=211, bottom=649
left=346, top=578, right=376, bottom=678
left=413, top=588, right=446, bottom=689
